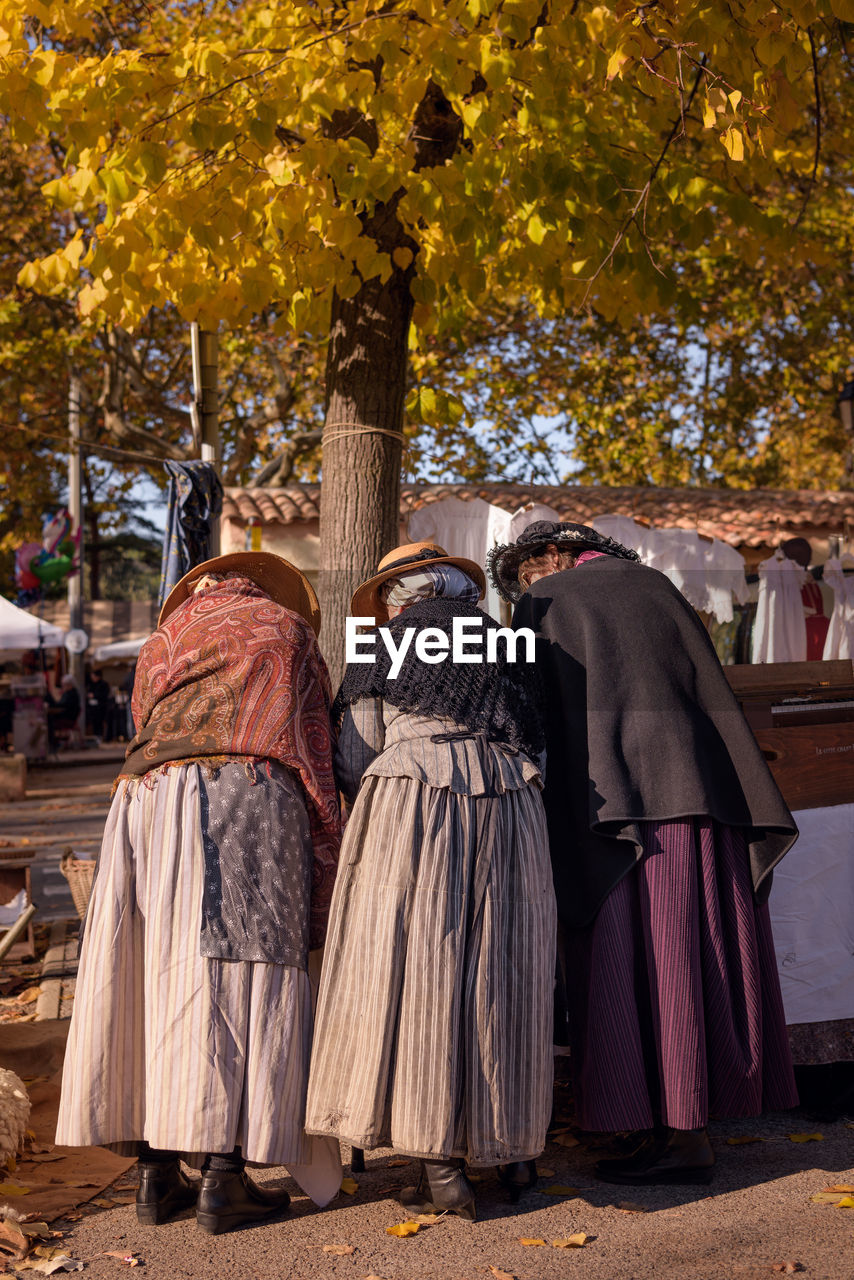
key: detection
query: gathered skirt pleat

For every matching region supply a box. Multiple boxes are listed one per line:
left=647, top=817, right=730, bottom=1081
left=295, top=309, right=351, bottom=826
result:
left=565, top=818, right=798, bottom=1132
left=56, top=766, right=331, bottom=1170
left=305, top=774, right=557, bottom=1166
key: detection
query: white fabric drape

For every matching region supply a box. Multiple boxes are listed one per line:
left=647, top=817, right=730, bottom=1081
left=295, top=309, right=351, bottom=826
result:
left=769, top=804, right=854, bottom=1026
left=408, top=497, right=513, bottom=620
left=751, top=550, right=808, bottom=664
left=593, top=517, right=749, bottom=624
left=821, top=558, right=854, bottom=661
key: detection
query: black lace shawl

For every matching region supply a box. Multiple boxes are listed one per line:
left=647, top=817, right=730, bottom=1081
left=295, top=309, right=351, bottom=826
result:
left=333, top=598, right=545, bottom=760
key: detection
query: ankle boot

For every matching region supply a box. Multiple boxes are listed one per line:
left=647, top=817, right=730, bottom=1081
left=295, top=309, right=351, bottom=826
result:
left=595, top=1127, right=715, bottom=1186
left=136, top=1160, right=199, bottom=1225
left=398, top=1158, right=476, bottom=1221
left=497, top=1159, right=538, bottom=1203
left=196, top=1169, right=291, bottom=1235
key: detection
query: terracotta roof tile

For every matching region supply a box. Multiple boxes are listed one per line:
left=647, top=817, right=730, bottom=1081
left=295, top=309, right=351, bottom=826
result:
left=222, top=484, right=854, bottom=549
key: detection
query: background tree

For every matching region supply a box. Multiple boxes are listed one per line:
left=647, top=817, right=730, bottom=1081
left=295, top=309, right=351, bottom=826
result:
left=3, top=0, right=853, bottom=667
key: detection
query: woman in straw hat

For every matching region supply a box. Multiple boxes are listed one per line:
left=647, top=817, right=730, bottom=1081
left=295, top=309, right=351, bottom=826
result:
left=56, top=553, right=342, bottom=1234
left=305, top=543, right=557, bottom=1220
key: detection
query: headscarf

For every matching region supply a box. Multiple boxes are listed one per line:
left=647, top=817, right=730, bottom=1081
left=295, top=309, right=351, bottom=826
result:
left=383, top=564, right=482, bottom=609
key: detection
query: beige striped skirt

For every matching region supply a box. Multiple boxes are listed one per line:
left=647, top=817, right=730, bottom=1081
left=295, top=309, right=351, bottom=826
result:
left=56, top=765, right=340, bottom=1195
left=305, top=773, right=557, bottom=1166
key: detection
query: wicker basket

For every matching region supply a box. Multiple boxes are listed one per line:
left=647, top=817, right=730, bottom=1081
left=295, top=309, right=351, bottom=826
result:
left=60, top=848, right=96, bottom=919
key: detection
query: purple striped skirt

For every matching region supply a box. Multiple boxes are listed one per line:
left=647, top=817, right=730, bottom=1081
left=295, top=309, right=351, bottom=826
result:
left=565, top=819, right=798, bottom=1131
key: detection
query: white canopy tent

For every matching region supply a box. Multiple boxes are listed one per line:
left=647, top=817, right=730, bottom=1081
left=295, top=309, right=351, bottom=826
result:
left=0, top=595, right=65, bottom=651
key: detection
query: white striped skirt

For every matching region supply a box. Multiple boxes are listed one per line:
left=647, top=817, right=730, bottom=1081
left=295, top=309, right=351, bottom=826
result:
left=305, top=773, right=557, bottom=1165
left=56, top=765, right=340, bottom=1198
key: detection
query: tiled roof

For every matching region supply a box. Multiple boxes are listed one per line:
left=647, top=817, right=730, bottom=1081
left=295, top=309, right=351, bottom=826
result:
left=222, top=483, right=854, bottom=549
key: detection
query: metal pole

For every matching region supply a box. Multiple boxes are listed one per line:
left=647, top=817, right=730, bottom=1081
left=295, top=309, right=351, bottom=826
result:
left=191, top=324, right=220, bottom=556
left=67, top=373, right=85, bottom=735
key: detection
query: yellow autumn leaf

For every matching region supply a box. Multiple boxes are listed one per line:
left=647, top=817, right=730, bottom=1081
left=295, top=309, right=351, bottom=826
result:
left=542, top=1185, right=579, bottom=1196
left=788, top=1133, right=823, bottom=1143
left=392, top=247, right=413, bottom=269
left=825, top=1185, right=854, bottom=1192
left=836, top=1197, right=854, bottom=1208
left=0, top=1183, right=31, bottom=1196
left=723, top=128, right=745, bottom=162
left=322, top=1244, right=355, bottom=1255
left=727, top=1136, right=763, bottom=1145
left=340, top=1176, right=358, bottom=1194
left=518, top=1237, right=546, bottom=1246
left=553, top=1233, right=588, bottom=1247
left=606, top=49, right=629, bottom=81
left=386, top=1221, right=420, bottom=1237
left=810, top=1192, right=846, bottom=1203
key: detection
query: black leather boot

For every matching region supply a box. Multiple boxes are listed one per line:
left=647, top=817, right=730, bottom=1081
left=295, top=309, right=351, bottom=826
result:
left=136, top=1160, right=199, bottom=1225
left=398, top=1158, right=476, bottom=1221
left=595, top=1126, right=715, bottom=1186
left=196, top=1170, right=291, bottom=1235
left=497, top=1159, right=538, bottom=1203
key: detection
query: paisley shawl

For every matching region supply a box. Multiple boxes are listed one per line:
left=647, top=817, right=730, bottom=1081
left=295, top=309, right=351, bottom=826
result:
left=122, top=577, right=341, bottom=905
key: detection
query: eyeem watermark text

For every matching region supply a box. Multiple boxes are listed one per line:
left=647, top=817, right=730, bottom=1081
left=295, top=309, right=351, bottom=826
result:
left=346, top=616, right=536, bottom=679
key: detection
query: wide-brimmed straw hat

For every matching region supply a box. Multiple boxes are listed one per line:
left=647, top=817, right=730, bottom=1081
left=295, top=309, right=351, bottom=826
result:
left=487, top=520, right=640, bottom=603
left=350, top=541, right=486, bottom=622
left=158, top=551, right=321, bottom=634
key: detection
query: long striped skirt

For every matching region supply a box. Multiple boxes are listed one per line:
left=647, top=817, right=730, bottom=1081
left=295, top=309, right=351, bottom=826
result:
left=56, top=765, right=340, bottom=1200
left=305, top=774, right=557, bottom=1166
left=564, top=819, right=798, bottom=1132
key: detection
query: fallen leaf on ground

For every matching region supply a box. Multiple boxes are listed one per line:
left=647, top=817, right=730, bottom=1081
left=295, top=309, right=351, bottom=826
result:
left=770, top=1264, right=804, bottom=1274
left=726, top=1136, right=763, bottom=1145
left=787, top=1133, right=823, bottom=1143
left=617, top=1201, right=648, bottom=1213
left=0, top=1217, right=28, bottom=1261
left=363, top=1275, right=389, bottom=1279
left=17, top=988, right=41, bottom=1005
left=488, top=1268, right=515, bottom=1280
left=0, top=1184, right=30, bottom=1197
left=96, top=1253, right=143, bottom=1266
left=19, top=1224, right=52, bottom=1240
left=824, top=1184, right=854, bottom=1193
left=553, top=1234, right=589, bottom=1248
left=89, top=1200, right=117, bottom=1209
left=553, top=1133, right=580, bottom=1148
left=322, top=1245, right=355, bottom=1255
left=340, top=1177, right=359, bottom=1195
left=20, top=1252, right=83, bottom=1274
left=836, top=1196, right=854, bottom=1208
left=408, top=1213, right=442, bottom=1225
left=518, top=1238, right=546, bottom=1246
left=537, top=1167, right=555, bottom=1177
left=105, top=1193, right=137, bottom=1204
left=386, top=1159, right=409, bottom=1168
left=386, top=1222, right=420, bottom=1237
left=541, top=1185, right=579, bottom=1196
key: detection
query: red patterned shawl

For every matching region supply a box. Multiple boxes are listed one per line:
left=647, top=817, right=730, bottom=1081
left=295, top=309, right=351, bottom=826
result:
left=122, top=578, right=341, bottom=921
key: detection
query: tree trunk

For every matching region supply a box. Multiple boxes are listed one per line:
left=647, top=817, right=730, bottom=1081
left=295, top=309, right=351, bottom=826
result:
left=319, top=237, right=415, bottom=683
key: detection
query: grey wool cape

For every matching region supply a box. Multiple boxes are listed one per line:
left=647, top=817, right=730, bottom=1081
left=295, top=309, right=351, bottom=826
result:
left=513, top=556, right=798, bottom=930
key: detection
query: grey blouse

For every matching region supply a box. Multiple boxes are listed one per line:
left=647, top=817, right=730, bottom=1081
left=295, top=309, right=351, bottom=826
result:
left=334, top=698, right=542, bottom=805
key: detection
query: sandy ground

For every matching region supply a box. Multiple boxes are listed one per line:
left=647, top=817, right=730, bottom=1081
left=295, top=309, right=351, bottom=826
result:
left=37, top=1116, right=853, bottom=1280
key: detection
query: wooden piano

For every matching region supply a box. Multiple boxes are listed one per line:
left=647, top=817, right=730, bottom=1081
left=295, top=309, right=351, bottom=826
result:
left=724, top=659, right=854, bottom=811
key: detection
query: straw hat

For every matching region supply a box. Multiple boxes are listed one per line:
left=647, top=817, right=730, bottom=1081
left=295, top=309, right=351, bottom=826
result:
left=350, top=541, right=486, bottom=622
left=158, top=551, right=321, bottom=634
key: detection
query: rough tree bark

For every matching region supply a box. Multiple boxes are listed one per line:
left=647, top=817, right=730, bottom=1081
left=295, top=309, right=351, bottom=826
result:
left=318, top=82, right=463, bottom=680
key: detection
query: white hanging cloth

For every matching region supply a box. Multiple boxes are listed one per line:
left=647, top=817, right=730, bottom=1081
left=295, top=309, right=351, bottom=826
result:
left=592, top=514, right=659, bottom=560
left=751, top=549, right=808, bottom=664
left=508, top=503, right=562, bottom=541
left=594, top=518, right=748, bottom=623
left=408, top=496, right=512, bottom=620
left=821, top=557, right=854, bottom=660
